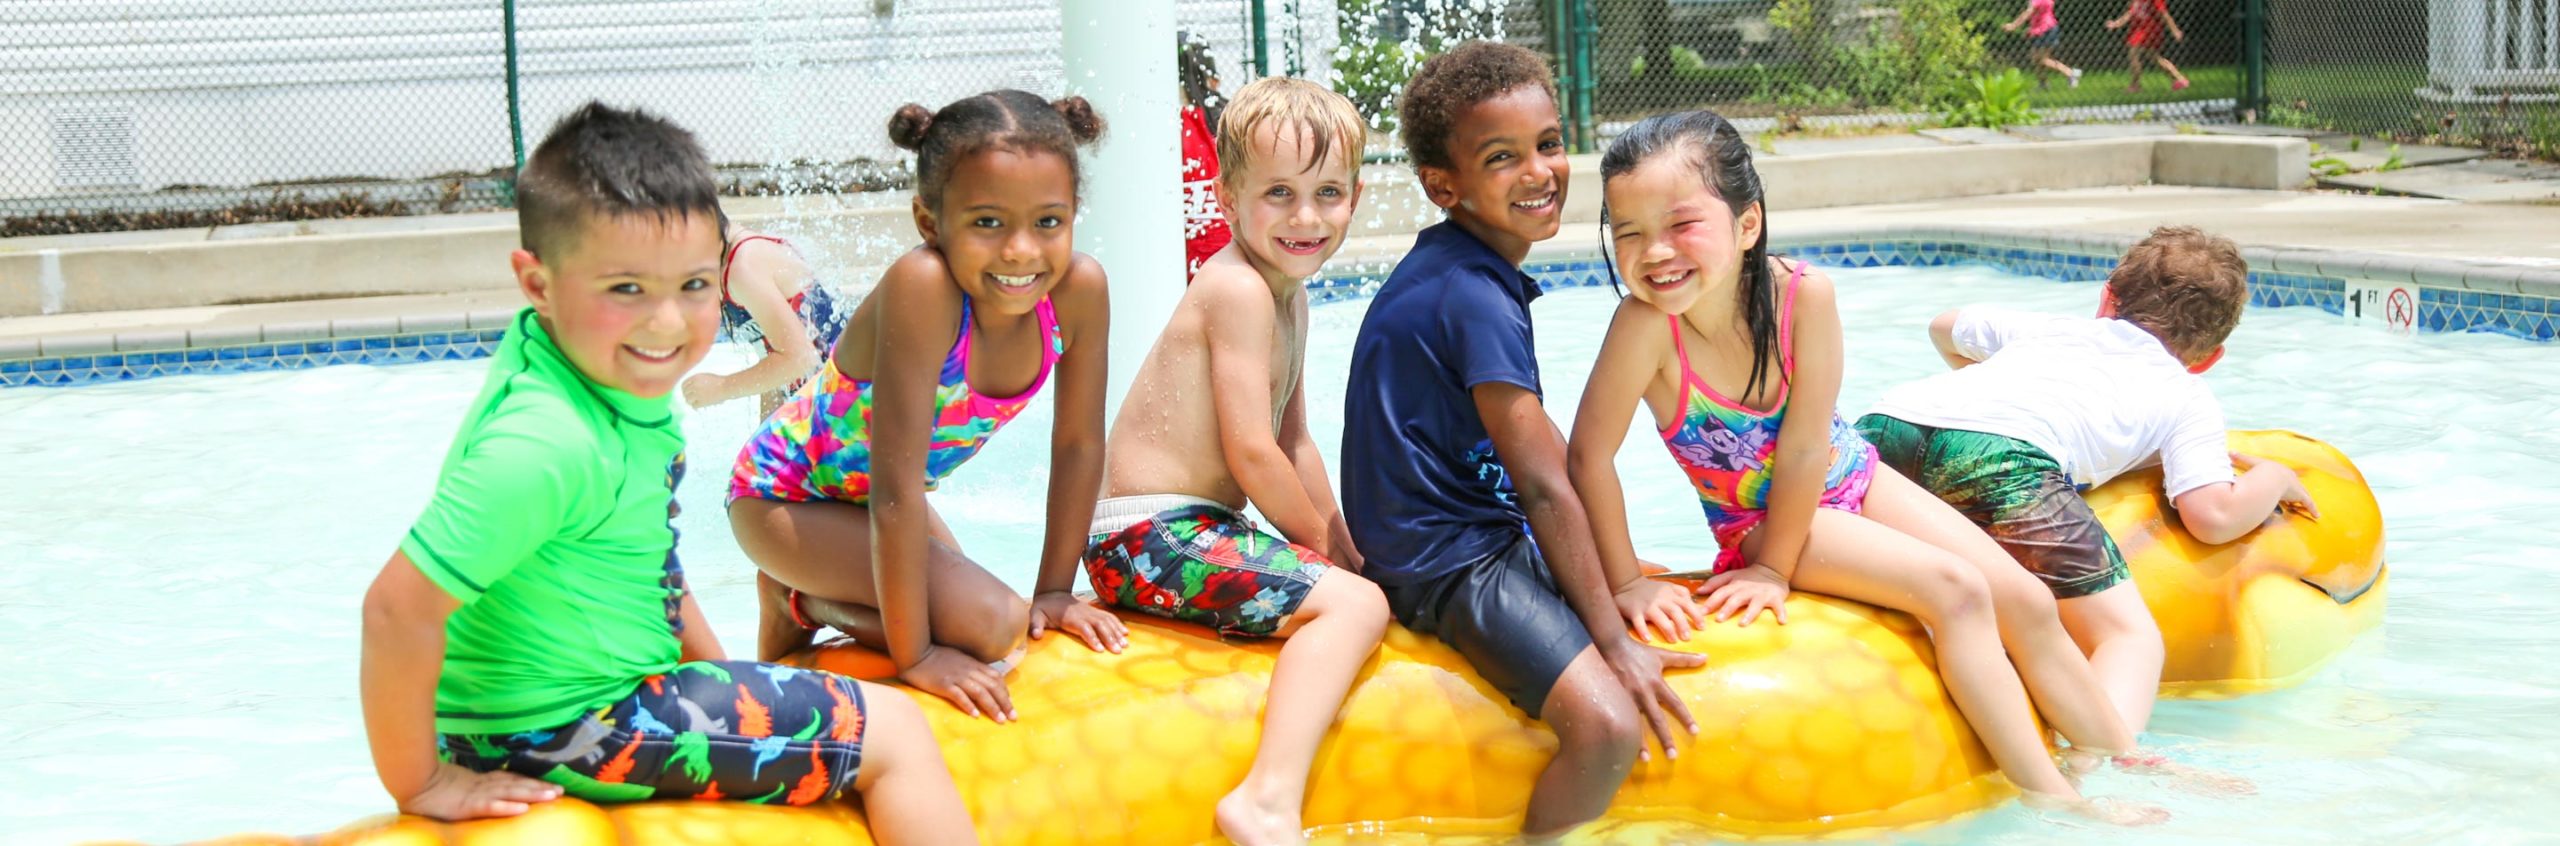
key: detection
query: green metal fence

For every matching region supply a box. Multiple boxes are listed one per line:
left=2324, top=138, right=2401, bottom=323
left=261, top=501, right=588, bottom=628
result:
left=2262, top=0, right=2560, bottom=159
left=1388, top=0, right=2257, bottom=151
left=1341, top=0, right=2554, bottom=159
left=5, top=0, right=2555, bottom=235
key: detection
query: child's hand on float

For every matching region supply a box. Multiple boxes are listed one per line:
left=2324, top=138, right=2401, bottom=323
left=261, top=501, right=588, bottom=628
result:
left=906, top=645, right=1015, bottom=723
left=399, top=762, right=561, bottom=821
left=1615, top=578, right=1705, bottom=643
left=1030, top=590, right=1127, bottom=654
left=1598, top=638, right=1705, bottom=763
left=2233, top=453, right=2321, bottom=521
left=1696, top=564, right=1791, bottom=626
left=2275, top=473, right=2321, bottom=521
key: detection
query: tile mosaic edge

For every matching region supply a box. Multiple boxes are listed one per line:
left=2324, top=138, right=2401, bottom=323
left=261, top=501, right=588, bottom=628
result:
left=6, top=233, right=2554, bottom=388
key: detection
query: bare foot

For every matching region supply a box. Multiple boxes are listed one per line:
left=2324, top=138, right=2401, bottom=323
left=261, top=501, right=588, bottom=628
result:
left=2114, top=753, right=2259, bottom=797
left=2023, top=791, right=2171, bottom=826
left=2060, top=748, right=2105, bottom=782
left=755, top=571, right=818, bottom=663
left=1214, top=785, right=1307, bottom=846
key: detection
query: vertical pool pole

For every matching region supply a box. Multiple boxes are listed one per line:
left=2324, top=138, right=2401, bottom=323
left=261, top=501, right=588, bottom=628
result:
left=1062, top=0, right=1184, bottom=418
left=1250, top=0, right=1272, bottom=78
left=504, top=0, right=525, bottom=177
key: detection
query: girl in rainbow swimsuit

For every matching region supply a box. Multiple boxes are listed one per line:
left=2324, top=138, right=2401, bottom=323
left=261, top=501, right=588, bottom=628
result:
left=728, top=89, right=1128, bottom=724
left=1562, top=109, right=2170, bottom=825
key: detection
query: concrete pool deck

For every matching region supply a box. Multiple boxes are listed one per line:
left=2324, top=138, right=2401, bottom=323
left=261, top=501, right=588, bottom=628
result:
left=8, top=184, right=2559, bottom=358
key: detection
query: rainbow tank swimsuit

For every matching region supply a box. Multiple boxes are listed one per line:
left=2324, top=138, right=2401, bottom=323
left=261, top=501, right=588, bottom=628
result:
left=729, top=295, right=1061, bottom=504
left=1658, top=262, right=1878, bottom=573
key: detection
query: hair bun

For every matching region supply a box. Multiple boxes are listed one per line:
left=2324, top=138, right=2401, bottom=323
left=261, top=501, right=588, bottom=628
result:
left=887, top=103, right=935, bottom=151
left=1051, top=96, right=1106, bottom=145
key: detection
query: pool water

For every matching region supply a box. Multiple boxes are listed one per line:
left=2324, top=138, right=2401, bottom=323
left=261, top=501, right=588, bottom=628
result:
left=4, top=264, right=2557, bottom=844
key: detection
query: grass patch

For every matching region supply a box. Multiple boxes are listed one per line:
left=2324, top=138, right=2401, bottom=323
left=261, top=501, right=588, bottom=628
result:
left=2016, top=64, right=2242, bottom=110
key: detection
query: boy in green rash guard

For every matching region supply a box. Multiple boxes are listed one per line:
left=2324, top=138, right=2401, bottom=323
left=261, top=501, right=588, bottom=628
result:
left=358, top=102, right=973, bottom=843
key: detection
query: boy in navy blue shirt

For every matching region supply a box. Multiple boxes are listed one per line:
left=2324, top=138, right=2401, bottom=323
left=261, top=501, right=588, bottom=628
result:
left=1339, top=41, right=1703, bottom=836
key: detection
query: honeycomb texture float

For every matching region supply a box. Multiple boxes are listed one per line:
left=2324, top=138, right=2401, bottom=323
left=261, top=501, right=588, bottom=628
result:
left=184, top=430, right=2382, bottom=846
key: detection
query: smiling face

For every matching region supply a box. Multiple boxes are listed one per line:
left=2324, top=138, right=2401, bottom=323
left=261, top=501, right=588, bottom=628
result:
left=1418, top=85, right=1569, bottom=264
left=512, top=210, right=724, bottom=398
left=916, top=146, right=1078, bottom=317
left=1219, top=122, right=1362, bottom=283
left=1605, top=152, right=1761, bottom=316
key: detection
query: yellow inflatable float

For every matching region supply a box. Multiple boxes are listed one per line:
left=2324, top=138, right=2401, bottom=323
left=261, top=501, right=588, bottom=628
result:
left=2100, top=430, right=2389, bottom=697
left=195, top=430, right=2383, bottom=846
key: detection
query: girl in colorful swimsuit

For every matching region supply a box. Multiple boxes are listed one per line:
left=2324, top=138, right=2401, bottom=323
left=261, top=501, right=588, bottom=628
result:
left=681, top=213, right=852, bottom=417
left=1562, top=110, right=2167, bottom=825
left=2106, top=0, right=2189, bottom=92
left=728, top=89, right=1127, bottom=722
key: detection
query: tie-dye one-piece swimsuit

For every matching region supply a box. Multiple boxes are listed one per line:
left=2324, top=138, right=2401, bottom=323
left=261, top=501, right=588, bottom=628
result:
left=1659, top=261, right=1878, bottom=574
left=727, top=295, right=1062, bottom=505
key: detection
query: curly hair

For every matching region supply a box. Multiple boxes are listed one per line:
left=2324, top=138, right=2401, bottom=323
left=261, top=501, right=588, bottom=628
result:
left=1397, top=41, right=1558, bottom=172
left=2106, top=226, right=2250, bottom=362
left=888, top=90, right=1106, bottom=212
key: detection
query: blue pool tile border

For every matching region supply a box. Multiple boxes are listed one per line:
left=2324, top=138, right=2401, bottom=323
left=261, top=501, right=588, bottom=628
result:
left=1, top=329, right=507, bottom=387
left=6, top=233, right=2554, bottom=388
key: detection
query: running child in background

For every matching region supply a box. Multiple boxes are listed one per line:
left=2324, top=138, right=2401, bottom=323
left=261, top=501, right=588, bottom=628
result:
left=680, top=212, right=851, bottom=418
left=1564, top=108, right=2166, bottom=825
left=2107, top=0, right=2191, bottom=91
left=1180, top=33, right=1234, bottom=280
left=1859, top=225, right=2310, bottom=744
left=1089, top=76, right=1390, bottom=846
left=2003, top=0, right=2084, bottom=89
left=357, top=102, right=971, bottom=843
left=729, top=90, right=1126, bottom=723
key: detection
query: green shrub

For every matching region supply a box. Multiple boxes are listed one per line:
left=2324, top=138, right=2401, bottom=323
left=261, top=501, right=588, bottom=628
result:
left=1941, top=68, right=2039, bottom=127
left=1769, top=0, right=1990, bottom=109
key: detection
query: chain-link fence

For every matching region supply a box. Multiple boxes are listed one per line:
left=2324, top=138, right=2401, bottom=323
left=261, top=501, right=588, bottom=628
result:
left=1583, top=0, right=2243, bottom=125
left=10, top=0, right=2557, bottom=236
left=5, top=2, right=517, bottom=234
left=1338, top=0, right=2555, bottom=157
left=0, top=0, right=1332, bottom=236
left=1329, top=0, right=2250, bottom=148
left=2265, top=0, right=2560, bottom=158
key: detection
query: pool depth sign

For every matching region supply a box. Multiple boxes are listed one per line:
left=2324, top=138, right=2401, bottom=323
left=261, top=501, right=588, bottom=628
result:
left=2346, top=282, right=2418, bottom=337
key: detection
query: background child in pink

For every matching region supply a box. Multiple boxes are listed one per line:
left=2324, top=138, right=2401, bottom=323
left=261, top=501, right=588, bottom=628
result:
left=2107, top=0, right=2191, bottom=92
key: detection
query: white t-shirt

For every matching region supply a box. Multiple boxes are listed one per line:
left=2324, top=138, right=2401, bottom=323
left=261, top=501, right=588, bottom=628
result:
left=1865, top=307, right=2236, bottom=499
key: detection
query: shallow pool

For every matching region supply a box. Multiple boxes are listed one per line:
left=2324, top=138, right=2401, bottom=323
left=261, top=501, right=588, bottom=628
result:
left=4, top=264, right=2556, bottom=844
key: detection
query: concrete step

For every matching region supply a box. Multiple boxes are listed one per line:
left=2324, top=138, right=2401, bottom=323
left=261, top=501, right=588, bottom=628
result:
left=2319, top=159, right=2560, bottom=203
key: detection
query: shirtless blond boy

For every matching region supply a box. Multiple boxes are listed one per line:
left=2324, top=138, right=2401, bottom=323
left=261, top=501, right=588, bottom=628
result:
left=1081, top=77, right=1390, bottom=846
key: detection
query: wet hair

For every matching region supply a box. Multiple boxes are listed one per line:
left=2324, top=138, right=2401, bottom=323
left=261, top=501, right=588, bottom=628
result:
left=1598, top=109, right=1785, bottom=401
left=1215, top=77, right=1367, bottom=189
left=888, top=90, right=1106, bottom=213
left=515, top=101, right=723, bottom=260
left=1398, top=41, right=1558, bottom=172
left=2107, top=226, right=2249, bottom=362
left=1177, top=32, right=1227, bottom=131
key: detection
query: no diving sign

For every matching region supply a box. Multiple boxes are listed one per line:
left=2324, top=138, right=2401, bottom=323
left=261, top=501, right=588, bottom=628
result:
left=2348, top=283, right=2418, bottom=336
